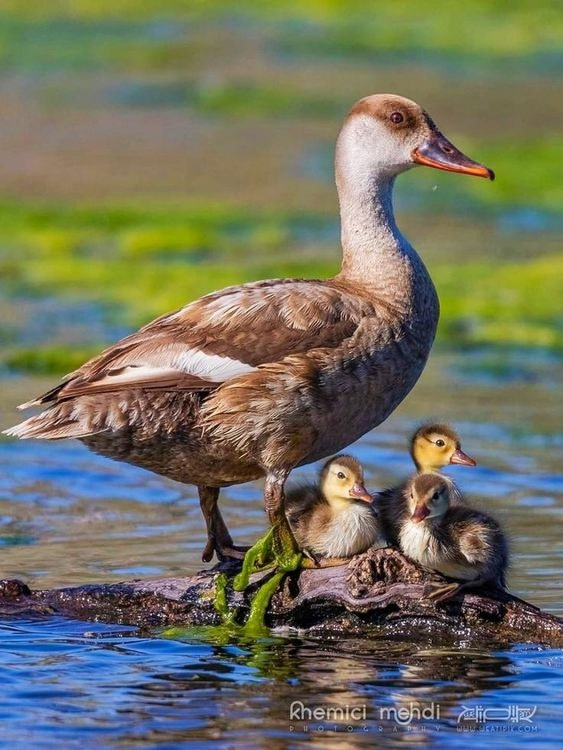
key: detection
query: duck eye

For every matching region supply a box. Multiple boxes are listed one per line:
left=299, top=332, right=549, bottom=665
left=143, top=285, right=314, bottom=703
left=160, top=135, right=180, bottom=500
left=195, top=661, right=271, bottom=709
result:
left=389, top=111, right=404, bottom=124
left=337, top=471, right=346, bottom=480
left=432, top=491, right=440, bottom=501
left=435, top=439, right=445, bottom=447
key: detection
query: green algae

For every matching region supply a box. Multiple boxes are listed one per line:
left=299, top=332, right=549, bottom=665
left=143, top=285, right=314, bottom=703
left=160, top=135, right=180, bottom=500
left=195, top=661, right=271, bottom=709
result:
left=232, top=529, right=275, bottom=592
left=210, top=526, right=302, bottom=636
left=234, top=525, right=302, bottom=634
left=1, top=218, right=560, bottom=377
left=4, top=345, right=102, bottom=375
left=1, top=1, right=560, bottom=68
left=213, top=572, right=233, bottom=623
left=186, top=83, right=340, bottom=119
left=211, top=563, right=281, bottom=637
left=243, top=572, right=286, bottom=636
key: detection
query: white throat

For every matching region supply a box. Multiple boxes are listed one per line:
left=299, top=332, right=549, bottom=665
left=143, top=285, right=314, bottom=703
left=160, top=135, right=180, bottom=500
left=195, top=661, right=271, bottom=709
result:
left=334, top=120, right=417, bottom=288
left=319, top=502, right=384, bottom=558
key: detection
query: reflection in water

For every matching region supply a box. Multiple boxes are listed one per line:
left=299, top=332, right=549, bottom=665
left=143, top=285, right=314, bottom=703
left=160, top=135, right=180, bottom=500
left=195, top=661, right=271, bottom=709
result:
left=1, top=617, right=559, bottom=749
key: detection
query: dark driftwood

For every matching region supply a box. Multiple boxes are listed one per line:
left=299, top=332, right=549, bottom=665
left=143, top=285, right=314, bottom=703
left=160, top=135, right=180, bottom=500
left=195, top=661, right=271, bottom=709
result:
left=1, top=549, right=561, bottom=645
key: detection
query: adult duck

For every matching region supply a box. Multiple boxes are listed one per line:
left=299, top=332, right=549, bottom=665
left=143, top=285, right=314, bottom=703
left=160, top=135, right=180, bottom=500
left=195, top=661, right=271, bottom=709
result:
left=5, top=94, right=493, bottom=574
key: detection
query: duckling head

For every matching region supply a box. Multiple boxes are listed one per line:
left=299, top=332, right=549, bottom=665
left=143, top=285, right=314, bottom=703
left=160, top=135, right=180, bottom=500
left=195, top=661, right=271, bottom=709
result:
left=319, top=455, right=373, bottom=508
left=408, top=473, right=451, bottom=523
left=336, top=94, right=494, bottom=184
left=410, top=423, right=476, bottom=473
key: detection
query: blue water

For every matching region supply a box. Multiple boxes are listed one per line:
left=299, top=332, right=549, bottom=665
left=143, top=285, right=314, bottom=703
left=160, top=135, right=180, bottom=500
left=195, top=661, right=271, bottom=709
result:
left=1, top=618, right=562, bottom=748
left=0, top=354, right=561, bottom=747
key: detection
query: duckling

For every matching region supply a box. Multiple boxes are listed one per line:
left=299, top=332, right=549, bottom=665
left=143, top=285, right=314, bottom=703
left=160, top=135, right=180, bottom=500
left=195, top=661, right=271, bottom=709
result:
left=410, top=423, right=476, bottom=473
left=399, top=473, right=508, bottom=602
left=376, top=423, right=475, bottom=544
left=285, top=455, right=387, bottom=562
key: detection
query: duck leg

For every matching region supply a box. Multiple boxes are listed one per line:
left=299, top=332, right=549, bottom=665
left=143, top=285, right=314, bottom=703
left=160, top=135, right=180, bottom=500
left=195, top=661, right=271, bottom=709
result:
left=425, top=576, right=516, bottom=605
left=424, top=581, right=462, bottom=603
left=198, top=486, right=248, bottom=563
left=301, top=556, right=351, bottom=569
left=233, top=469, right=302, bottom=593
left=219, top=469, right=302, bottom=633
left=424, top=577, right=491, bottom=603
left=264, top=468, right=303, bottom=571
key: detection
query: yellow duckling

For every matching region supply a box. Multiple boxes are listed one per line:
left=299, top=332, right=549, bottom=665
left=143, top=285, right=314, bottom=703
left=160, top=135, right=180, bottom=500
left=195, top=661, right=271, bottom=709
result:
left=377, top=423, right=476, bottom=543
left=410, top=423, right=476, bottom=472
left=285, top=455, right=387, bottom=562
left=399, top=473, right=508, bottom=602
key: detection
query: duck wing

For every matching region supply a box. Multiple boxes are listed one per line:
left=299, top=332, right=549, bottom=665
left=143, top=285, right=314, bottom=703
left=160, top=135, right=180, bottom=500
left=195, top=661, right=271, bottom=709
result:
left=448, top=508, right=508, bottom=584
left=285, top=484, right=326, bottom=523
left=285, top=484, right=328, bottom=550
left=14, top=277, right=374, bottom=409
left=374, top=483, right=408, bottom=545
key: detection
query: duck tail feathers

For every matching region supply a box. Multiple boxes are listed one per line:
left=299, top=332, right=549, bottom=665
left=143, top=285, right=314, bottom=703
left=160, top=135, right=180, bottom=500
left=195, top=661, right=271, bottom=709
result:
left=3, top=404, right=104, bottom=441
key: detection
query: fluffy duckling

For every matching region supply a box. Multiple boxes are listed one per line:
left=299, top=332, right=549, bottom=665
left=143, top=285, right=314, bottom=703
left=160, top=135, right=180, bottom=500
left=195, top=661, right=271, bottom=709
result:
left=399, top=473, right=508, bottom=601
left=410, top=423, right=476, bottom=473
left=376, top=423, right=475, bottom=544
left=286, top=455, right=387, bottom=562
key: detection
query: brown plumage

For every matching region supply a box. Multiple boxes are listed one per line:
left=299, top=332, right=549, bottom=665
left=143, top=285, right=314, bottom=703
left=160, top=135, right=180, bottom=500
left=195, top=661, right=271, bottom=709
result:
left=398, top=474, right=508, bottom=601
left=377, top=423, right=476, bottom=545
left=286, top=455, right=386, bottom=560
left=4, top=95, right=493, bottom=563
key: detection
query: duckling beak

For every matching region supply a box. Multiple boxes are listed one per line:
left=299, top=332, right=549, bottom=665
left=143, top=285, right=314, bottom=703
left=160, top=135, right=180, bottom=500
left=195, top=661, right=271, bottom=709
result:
left=450, top=448, right=477, bottom=467
left=349, top=483, right=373, bottom=503
left=411, top=504, right=430, bottom=523
left=412, top=131, right=494, bottom=180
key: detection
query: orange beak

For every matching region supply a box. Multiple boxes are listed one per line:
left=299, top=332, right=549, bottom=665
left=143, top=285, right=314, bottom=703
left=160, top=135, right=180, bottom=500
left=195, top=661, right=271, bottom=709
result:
left=411, top=504, right=430, bottom=523
left=349, top=482, right=373, bottom=503
left=450, top=448, right=477, bottom=467
left=412, top=131, right=494, bottom=180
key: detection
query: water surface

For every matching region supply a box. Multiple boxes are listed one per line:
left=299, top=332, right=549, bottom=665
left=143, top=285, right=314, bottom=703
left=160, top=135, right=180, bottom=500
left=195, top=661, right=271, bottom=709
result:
left=0, top=352, right=561, bottom=747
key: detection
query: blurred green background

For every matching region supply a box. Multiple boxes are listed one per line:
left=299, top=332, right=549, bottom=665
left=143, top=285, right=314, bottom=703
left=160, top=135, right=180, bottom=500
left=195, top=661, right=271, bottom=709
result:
left=0, top=0, right=561, bottom=375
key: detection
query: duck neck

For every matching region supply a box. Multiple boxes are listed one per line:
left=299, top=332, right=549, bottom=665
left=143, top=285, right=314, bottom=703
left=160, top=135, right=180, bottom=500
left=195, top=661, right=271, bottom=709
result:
left=336, top=170, right=412, bottom=286
left=325, top=493, right=353, bottom=513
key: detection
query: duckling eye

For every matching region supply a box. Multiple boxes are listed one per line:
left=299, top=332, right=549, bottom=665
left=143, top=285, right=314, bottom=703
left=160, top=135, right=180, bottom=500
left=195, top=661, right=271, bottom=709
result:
left=435, top=439, right=445, bottom=447
left=337, top=471, right=346, bottom=480
left=390, top=111, right=404, bottom=124
left=432, top=491, right=440, bottom=501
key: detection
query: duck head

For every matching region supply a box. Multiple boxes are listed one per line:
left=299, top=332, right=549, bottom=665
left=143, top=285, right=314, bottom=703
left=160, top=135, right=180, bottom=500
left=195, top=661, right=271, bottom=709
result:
left=336, top=94, right=494, bottom=182
left=407, top=473, right=451, bottom=524
left=410, top=423, right=476, bottom=473
left=319, top=454, right=373, bottom=508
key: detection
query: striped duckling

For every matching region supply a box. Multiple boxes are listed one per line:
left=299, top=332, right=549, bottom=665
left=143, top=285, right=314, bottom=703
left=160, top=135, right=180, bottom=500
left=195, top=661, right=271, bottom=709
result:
left=398, top=473, right=508, bottom=602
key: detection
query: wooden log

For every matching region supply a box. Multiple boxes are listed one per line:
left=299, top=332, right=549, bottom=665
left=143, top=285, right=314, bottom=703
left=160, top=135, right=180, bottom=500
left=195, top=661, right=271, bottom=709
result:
left=0, top=548, right=561, bottom=645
